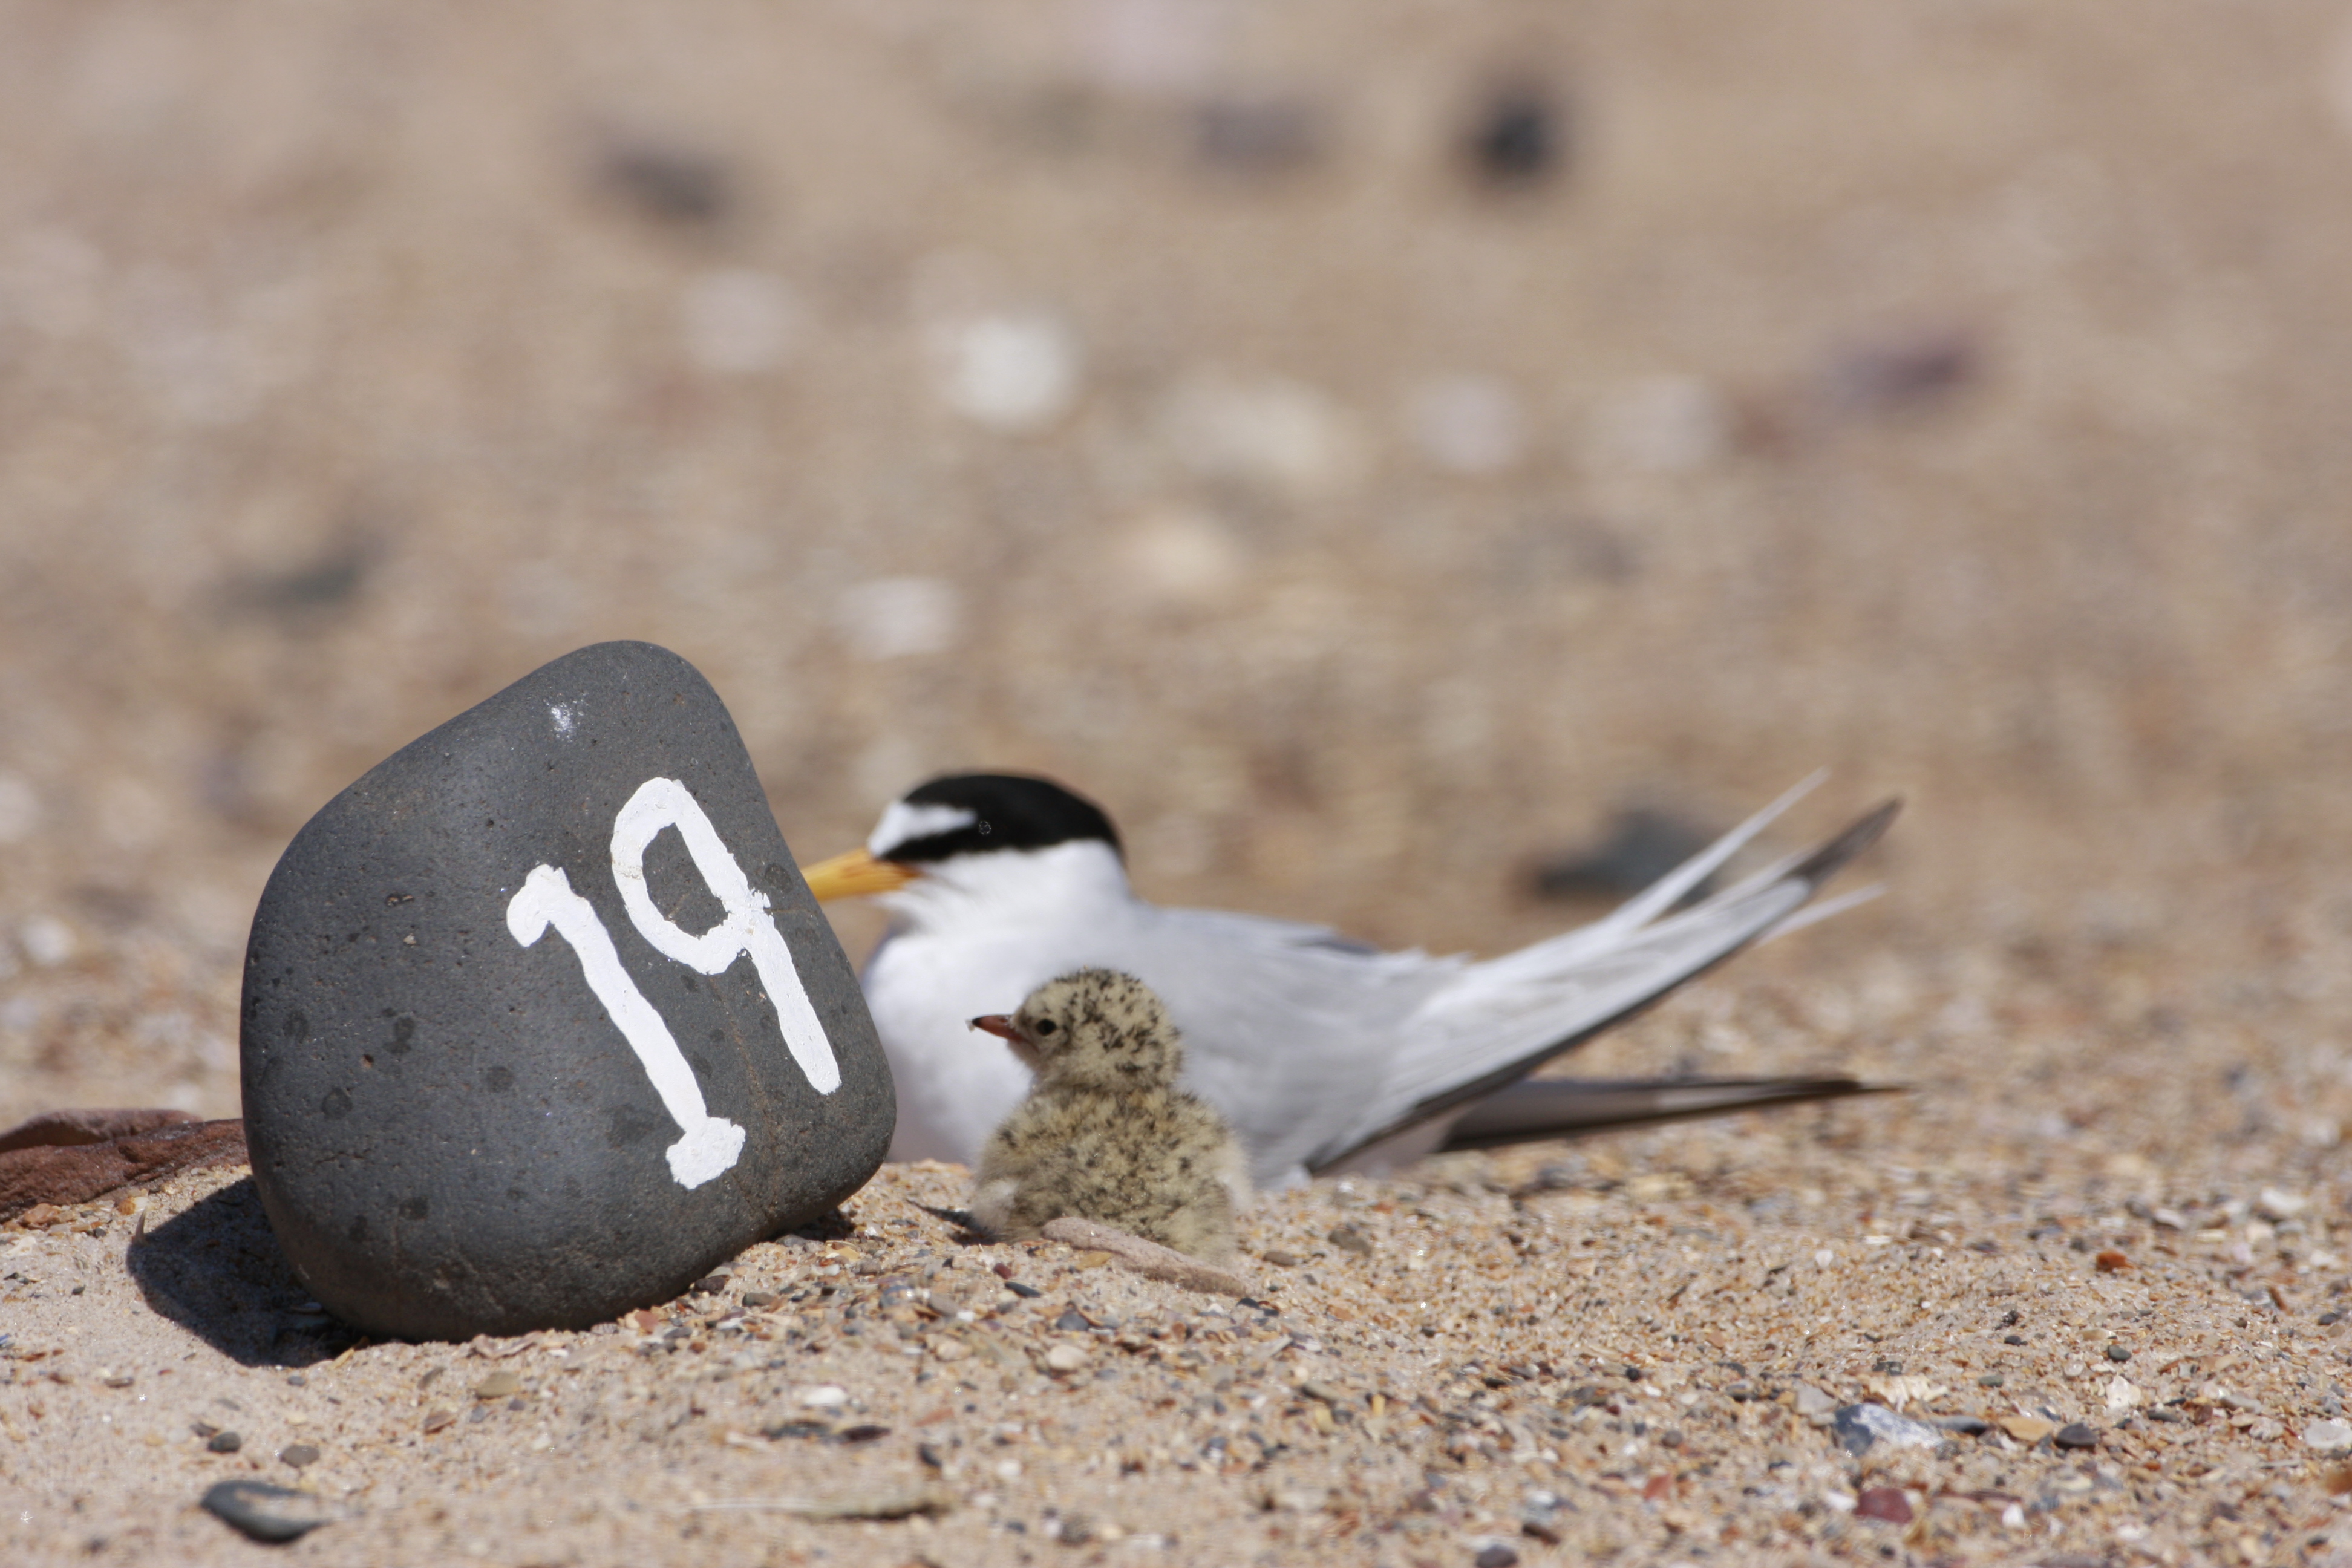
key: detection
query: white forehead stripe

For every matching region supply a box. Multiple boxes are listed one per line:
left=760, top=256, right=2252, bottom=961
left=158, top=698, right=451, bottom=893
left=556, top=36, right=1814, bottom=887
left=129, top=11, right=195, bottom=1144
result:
left=868, top=800, right=980, bottom=858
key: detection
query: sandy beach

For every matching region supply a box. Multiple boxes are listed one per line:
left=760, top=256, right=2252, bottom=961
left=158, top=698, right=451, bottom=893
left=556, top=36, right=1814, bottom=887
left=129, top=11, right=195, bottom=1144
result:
left=8, top=2, right=2352, bottom=1561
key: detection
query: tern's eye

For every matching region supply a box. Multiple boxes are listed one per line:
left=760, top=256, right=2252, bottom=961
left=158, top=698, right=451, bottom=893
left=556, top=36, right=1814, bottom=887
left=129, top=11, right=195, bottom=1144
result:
left=1034, top=1019, right=1058, bottom=1036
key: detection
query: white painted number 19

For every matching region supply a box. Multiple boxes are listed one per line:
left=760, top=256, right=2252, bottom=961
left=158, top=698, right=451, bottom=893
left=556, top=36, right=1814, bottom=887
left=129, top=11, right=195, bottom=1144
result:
left=505, top=777, right=840, bottom=1191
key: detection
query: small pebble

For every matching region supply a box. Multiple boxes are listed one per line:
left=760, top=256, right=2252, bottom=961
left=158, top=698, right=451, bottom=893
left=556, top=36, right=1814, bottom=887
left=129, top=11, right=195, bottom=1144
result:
left=680, top=270, right=799, bottom=374
left=1406, top=376, right=1526, bottom=476
left=206, top=1431, right=243, bottom=1454
left=2053, top=1423, right=2100, bottom=1449
left=835, top=577, right=962, bottom=661
left=1472, top=1543, right=1521, bottom=1568
left=2258, top=1187, right=2309, bottom=1221
left=421, top=1408, right=457, bottom=1434
left=1044, top=1344, right=1089, bottom=1373
left=1832, top=1403, right=1944, bottom=1455
left=930, top=312, right=1081, bottom=433
left=1589, top=376, right=1732, bottom=474
left=742, top=1291, right=778, bottom=1309
left=2106, top=1343, right=2132, bottom=1362
left=1192, top=97, right=1324, bottom=175
left=200, top=1480, right=332, bottom=1544
left=1998, top=1414, right=2055, bottom=1443
left=1465, top=85, right=1565, bottom=186
left=474, top=1371, right=521, bottom=1400
left=2305, top=1419, right=2352, bottom=1451
left=770, top=1484, right=951, bottom=1520
left=1053, top=1309, right=1091, bottom=1332
left=1326, top=1226, right=1372, bottom=1257
left=1818, top=330, right=1976, bottom=419
left=1005, top=1281, right=1042, bottom=1300
left=596, top=139, right=734, bottom=227
left=279, top=1443, right=320, bottom=1468
left=1855, top=1486, right=1913, bottom=1524
left=2094, top=1249, right=2132, bottom=1272
left=1978, top=1373, right=2005, bottom=1388
left=1261, top=1250, right=1302, bottom=1268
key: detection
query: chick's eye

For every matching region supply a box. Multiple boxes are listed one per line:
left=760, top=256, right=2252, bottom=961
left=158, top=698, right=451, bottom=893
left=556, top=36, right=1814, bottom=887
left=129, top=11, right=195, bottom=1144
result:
left=1034, top=1019, right=1058, bottom=1036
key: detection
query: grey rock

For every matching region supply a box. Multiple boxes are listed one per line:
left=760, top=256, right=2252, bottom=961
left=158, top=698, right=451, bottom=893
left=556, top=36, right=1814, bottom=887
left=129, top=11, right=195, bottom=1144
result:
left=1831, top=1402, right=1947, bottom=1455
left=241, top=642, right=891, bottom=1340
left=200, top=1480, right=333, bottom=1543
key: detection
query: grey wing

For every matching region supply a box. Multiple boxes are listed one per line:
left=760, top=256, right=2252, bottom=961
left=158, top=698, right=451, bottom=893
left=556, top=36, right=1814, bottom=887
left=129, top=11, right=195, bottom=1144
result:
left=1308, top=792, right=1900, bottom=1171
left=1134, top=904, right=1463, bottom=1189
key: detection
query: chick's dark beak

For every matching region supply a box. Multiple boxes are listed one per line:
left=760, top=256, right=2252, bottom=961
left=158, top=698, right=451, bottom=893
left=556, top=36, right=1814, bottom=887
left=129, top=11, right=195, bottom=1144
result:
left=967, top=1014, right=1022, bottom=1043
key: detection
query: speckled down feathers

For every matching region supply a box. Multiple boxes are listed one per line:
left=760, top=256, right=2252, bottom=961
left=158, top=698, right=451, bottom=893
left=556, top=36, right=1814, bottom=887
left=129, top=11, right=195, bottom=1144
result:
left=972, top=970, right=1246, bottom=1261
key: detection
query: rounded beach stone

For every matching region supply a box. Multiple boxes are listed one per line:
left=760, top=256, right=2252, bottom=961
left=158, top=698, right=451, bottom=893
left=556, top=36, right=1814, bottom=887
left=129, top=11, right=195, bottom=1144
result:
left=240, top=641, right=892, bottom=1340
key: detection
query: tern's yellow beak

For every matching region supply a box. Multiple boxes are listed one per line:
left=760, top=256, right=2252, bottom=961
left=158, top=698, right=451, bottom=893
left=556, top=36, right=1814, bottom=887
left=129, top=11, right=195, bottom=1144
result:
left=798, top=847, right=920, bottom=902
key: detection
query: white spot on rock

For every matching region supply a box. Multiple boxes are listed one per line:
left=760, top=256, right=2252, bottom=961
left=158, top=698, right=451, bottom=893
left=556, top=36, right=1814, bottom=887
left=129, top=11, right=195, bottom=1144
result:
left=549, top=704, right=577, bottom=739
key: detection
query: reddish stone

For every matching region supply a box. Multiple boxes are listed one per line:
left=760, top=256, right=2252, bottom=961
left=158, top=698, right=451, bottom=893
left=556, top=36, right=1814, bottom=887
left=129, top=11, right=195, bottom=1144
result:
left=0, top=1107, right=195, bottom=1152
left=0, top=1117, right=247, bottom=1222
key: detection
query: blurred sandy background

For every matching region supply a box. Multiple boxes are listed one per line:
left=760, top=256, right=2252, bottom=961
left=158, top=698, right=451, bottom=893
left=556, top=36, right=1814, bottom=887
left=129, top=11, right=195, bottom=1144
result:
left=2, top=0, right=2350, bottom=1166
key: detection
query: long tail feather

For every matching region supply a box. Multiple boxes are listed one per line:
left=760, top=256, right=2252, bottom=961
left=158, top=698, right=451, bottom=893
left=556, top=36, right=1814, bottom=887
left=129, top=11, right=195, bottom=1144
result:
left=1308, top=796, right=1900, bottom=1173
left=1432, top=1074, right=1899, bottom=1152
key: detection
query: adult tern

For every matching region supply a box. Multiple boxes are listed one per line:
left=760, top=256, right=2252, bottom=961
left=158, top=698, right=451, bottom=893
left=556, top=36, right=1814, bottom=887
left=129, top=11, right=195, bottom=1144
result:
left=801, top=773, right=1896, bottom=1190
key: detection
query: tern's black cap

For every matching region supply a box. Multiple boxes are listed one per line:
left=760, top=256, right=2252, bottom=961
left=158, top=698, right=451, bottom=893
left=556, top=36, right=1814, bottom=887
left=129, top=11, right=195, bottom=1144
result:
left=879, top=774, right=1122, bottom=864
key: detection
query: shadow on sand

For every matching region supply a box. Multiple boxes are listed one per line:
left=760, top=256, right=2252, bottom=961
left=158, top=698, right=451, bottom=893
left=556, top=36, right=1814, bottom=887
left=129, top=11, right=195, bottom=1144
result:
left=125, top=1177, right=360, bottom=1368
